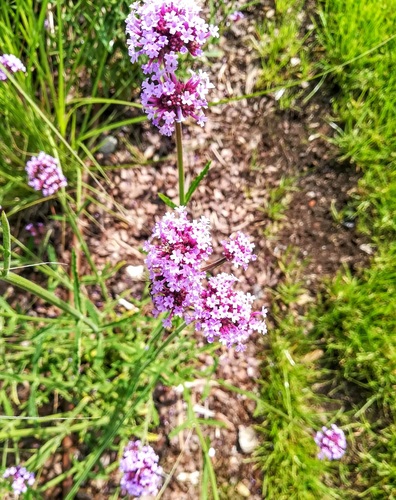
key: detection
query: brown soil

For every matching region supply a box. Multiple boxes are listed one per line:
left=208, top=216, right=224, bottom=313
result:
left=75, top=10, right=369, bottom=500
left=3, top=3, right=371, bottom=500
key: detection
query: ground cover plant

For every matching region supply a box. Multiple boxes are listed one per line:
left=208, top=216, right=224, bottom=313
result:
left=254, top=0, right=396, bottom=498
left=1, top=0, right=395, bottom=499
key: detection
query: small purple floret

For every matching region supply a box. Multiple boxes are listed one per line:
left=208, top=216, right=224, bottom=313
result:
left=120, top=440, right=163, bottom=497
left=25, top=222, right=45, bottom=243
left=221, top=231, right=257, bottom=270
left=314, top=424, right=347, bottom=460
left=3, top=465, right=35, bottom=496
left=0, top=54, right=26, bottom=81
left=25, top=152, right=67, bottom=196
left=229, top=11, right=245, bottom=22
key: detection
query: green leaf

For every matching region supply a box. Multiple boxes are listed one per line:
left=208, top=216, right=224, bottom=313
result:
left=158, top=192, right=178, bottom=209
left=78, top=116, right=147, bottom=141
left=1, top=209, right=11, bottom=276
left=0, top=272, right=98, bottom=333
left=185, top=161, right=211, bottom=204
left=71, top=249, right=82, bottom=312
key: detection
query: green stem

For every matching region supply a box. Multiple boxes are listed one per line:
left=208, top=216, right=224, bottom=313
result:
left=175, top=121, right=185, bottom=206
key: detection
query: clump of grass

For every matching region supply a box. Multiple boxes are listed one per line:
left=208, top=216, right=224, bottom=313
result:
left=317, top=0, right=396, bottom=235
left=256, top=250, right=343, bottom=499
left=253, top=0, right=313, bottom=107
left=254, top=1, right=396, bottom=496
left=309, top=0, right=396, bottom=496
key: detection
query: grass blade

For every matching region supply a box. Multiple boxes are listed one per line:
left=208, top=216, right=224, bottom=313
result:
left=0, top=272, right=98, bottom=332
left=0, top=209, right=11, bottom=276
left=71, top=248, right=82, bottom=312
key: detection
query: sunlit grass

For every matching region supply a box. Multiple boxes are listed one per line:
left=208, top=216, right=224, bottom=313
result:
left=254, top=0, right=396, bottom=497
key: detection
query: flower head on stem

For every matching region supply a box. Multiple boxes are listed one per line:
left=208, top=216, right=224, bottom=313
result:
left=141, top=70, right=214, bottom=136
left=221, top=231, right=257, bottom=270
left=144, top=206, right=212, bottom=326
left=120, top=440, right=163, bottom=497
left=126, top=0, right=218, bottom=73
left=25, top=152, right=67, bottom=196
left=194, top=273, right=267, bottom=352
left=0, top=54, right=26, bottom=81
left=3, top=465, right=35, bottom=496
left=314, top=424, right=347, bottom=460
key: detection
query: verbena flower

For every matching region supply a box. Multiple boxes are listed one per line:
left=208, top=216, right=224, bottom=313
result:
left=145, top=208, right=267, bottom=349
left=194, top=273, right=267, bottom=351
left=0, top=54, right=26, bottom=81
left=145, top=206, right=212, bottom=326
left=141, top=70, right=213, bottom=135
left=3, top=466, right=35, bottom=496
left=25, top=152, right=67, bottom=196
left=229, top=11, right=245, bottom=22
left=221, top=231, right=257, bottom=270
left=125, top=0, right=218, bottom=73
left=25, top=222, right=45, bottom=244
left=314, top=424, right=347, bottom=460
left=120, top=440, right=163, bottom=498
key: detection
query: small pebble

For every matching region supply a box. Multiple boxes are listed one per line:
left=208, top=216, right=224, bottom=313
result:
left=236, top=481, right=251, bottom=497
left=238, top=425, right=259, bottom=454
left=98, top=135, right=118, bottom=154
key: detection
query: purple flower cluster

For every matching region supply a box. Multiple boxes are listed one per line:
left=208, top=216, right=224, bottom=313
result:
left=25, top=152, right=67, bottom=196
left=3, top=465, right=35, bottom=496
left=126, top=0, right=218, bottom=71
left=145, top=207, right=267, bottom=350
left=145, top=206, right=212, bottom=326
left=125, top=0, right=218, bottom=134
left=314, top=424, right=347, bottom=460
left=0, top=54, right=26, bottom=81
left=221, top=231, right=257, bottom=270
left=195, top=273, right=267, bottom=350
left=141, top=70, right=213, bottom=135
left=120, top=440, right=163, bottom=498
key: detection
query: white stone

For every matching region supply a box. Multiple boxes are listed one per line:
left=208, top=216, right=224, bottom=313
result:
left=238, top=425, right=259, bottom=454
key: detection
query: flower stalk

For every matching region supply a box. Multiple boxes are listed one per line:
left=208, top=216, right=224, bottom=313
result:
left=175, top=121, right=185, bottom=205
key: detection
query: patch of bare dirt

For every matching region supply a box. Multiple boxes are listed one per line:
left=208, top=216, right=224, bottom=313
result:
left=75, top=9, right=370, bottom=500
left=3, top=3, right=372, bottom=499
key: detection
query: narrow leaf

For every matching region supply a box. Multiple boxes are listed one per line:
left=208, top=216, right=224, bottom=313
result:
left=71, top=249, right=82, bottom=312
left=1, top=210, right=11, bottom=276
left=185, top=161, right=211, bottom=204
left=158, top=192, right=178, bottom=209
left=0, top=272, right=98, bottom=332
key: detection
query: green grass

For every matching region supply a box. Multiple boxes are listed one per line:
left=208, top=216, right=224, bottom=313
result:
left=256, top=251, right=342, bottom=500
left=0, top=1, right=225, bottom=498
left=311, top=1, right=396, bottom=496
left=1, top=0, right=396, bottom=497
left=253, top=0, right=396, bottom=497
left=253, top=0, right=314, bottom=108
